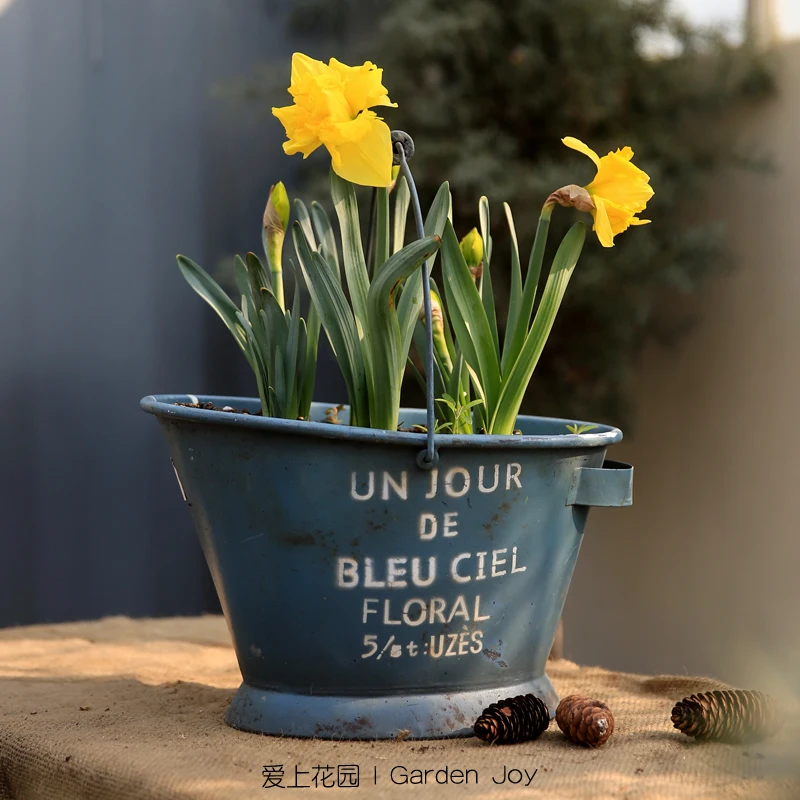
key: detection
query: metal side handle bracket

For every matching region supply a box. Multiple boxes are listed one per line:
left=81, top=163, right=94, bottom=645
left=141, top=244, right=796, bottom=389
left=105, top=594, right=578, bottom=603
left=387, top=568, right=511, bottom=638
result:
left=567, top=460, right=633, bottom=507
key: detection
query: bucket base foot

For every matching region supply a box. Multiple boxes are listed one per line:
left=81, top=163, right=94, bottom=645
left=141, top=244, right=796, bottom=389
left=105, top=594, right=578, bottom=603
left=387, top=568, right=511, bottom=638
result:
left=224, top=675, right=558, bottom=739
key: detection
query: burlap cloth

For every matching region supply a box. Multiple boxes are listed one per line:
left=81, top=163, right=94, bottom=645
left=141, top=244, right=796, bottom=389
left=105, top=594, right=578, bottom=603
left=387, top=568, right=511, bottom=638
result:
left=0, top=617, right=797, bottom=799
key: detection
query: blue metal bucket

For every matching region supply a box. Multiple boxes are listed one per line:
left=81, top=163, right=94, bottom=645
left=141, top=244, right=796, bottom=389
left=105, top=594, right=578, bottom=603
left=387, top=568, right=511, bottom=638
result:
left=141, top=394, right=632, bottom=739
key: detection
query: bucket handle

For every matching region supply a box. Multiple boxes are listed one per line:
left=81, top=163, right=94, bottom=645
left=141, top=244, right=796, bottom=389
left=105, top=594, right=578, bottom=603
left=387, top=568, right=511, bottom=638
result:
left=393, top=132, right=438, bottom=470
left=567, top=460, right=634, bottom=508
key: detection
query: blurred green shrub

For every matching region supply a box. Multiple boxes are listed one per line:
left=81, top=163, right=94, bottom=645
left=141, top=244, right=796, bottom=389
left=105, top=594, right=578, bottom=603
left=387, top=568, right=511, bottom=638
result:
left=281, top=0, right=774, bottom=425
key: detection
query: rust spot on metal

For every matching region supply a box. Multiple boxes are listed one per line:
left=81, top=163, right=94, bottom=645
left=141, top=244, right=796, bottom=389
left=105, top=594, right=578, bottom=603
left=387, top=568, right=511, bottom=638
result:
left=483, top=647, right=504, bottom=662
left=277, top=532, right=316, bottom=546
left=315, top=715, right=373, bottom=736
left=343, top=716, right=372, bottom=734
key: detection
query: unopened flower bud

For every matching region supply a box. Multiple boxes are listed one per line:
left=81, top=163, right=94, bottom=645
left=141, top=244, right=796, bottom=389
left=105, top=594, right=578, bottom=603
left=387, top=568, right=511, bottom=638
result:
left=263, top=182, right=290, bottom=308
left=459, top=227, right=484, bottom=281
left=264, top=182, right=290, bottom=239
left=419, top=289, right=453, bottom=373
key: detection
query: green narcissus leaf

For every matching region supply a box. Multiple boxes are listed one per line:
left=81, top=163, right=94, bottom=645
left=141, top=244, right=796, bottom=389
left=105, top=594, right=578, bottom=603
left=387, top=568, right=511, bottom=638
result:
left=502, top=206, right=553, bottom=384
left=374, top=187, right=390, bottom=273
left=367, top=235, right=442, bottom=431
left=398, top=181, right=451, bottom=361
left=492, top=222, right=586, bottom=434
left=392, top=175, right=411, bottom=254
left=293, top=221, right=370, bottom=428
left=310, top=201, right=340, bottom=278
left=176, top=255, right=252, bottom=367
left=440, top=219, right=501, bottom=420
left=478, top=197, right=499, bottom=361
left=566, top=423, right=599, bottom=434
left=501, top=202, right=523, bottom=376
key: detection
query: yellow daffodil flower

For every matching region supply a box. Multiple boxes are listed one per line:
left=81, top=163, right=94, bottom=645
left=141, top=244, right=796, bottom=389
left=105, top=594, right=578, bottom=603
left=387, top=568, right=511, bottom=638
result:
left=561, top=137, right=654, bottom=247
left=272, top=53, right=397, bottom=187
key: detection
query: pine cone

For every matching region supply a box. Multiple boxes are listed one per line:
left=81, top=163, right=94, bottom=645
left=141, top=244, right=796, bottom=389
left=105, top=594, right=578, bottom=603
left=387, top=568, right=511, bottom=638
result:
left=671, top=690, right=784, bottom=744
left=556, top=695, right=615, bottom=747
left=474, top=693, right=550, bottom=744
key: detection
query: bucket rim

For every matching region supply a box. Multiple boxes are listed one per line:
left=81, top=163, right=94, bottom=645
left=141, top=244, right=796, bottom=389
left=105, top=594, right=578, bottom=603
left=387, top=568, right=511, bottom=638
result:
left=141, top=394, right=622, bottom=450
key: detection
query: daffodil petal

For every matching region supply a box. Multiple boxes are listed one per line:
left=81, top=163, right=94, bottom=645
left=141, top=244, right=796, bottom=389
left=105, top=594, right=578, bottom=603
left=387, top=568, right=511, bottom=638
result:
left=272, top=103, right=322, bottom=157
left=591, top=196, right=615, bottom=248
left=603, top=197, right=645, bottom=237
left=318, top=85, right=354, bottom=124
left=562, top=137, right=601, bottom=168
left=325, top=115, right=393, bottom=187
left=614, top=146, right=634, bottom=162
left=290, top=53, right=329, bottom=82
left=328, top=58, right=397, bottom=116
left=588, top=152, right=653, bottom=213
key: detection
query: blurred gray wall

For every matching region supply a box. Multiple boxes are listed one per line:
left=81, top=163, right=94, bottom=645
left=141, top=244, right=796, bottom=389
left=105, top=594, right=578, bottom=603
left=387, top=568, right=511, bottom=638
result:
left=0, top=0, right=306, bottom=626
left=565, top=39, right=800, bottom=690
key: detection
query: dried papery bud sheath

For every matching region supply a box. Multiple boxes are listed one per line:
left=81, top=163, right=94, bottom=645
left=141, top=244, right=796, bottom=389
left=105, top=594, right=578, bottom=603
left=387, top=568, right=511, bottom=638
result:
left=545, top=184, right=595, bottom=214
left=556, top=695, right=615, bottom=748
left=263, top=182, right=290, bottom=309
left=671, top=690, right=784, bottom=744
left=473, top=693, right=550, bottom=745
left=418, top=289, right=452, bottom=372
left=459, top=227, right=484, bottom=281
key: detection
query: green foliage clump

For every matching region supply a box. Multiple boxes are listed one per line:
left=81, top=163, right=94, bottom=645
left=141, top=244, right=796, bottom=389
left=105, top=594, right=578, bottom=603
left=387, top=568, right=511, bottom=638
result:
left=291, top=0, right=773, bottom=425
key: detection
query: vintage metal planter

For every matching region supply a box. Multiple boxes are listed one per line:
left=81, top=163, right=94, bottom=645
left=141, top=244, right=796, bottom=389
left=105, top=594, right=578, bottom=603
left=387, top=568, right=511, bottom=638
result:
left=141, top=394, right=632, bottom=739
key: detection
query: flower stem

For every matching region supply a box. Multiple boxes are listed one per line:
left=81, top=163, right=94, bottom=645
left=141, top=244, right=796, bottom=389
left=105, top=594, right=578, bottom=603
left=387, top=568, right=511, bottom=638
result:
left=395, top=143, right=435, bottom=466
